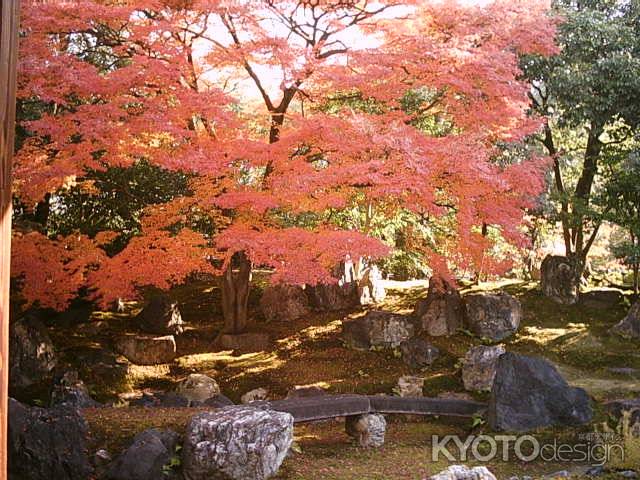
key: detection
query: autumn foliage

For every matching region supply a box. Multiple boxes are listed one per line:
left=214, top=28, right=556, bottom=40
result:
left=13, top=0, right=557, bottom=312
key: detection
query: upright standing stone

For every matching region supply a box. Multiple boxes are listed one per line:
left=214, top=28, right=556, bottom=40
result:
left=260, top=284, right=310, bottom=322
left=612, top=301, right=640, bottom=339
left=342, top=311, right=416, bottom=350
left=9, top=314, right=57, bottom=391
left=413, top=277, right=465, bottom=336
left=541, top=255, right=582, bottom=305
left=136, top=294, right=184, bottom=336
left=464, top=292, right=521, bottom=341
left=345, top=413, right=386, bottom=448
left=461, top=345, right=505, bottom=392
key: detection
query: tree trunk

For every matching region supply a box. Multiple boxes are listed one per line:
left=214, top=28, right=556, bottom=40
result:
left=220, top=251, right=252, bottom=334
left=633, top=263, right=639, bottom=296
left=1, top=0, right=19, bottom=474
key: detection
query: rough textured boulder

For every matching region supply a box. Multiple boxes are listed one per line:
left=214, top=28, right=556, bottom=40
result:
left=8, top=399, right=93, bottom=480
left=106, top=428, right=179, bottom=480
left=306, top=282, right=359, bottom=311
left=115, top=334, right=176, bottom=365
left=541, top=255, right=582, bottom=305
left=413, top=276, right=465, bottom=336
left=182, top=406, right=293, bottom=480
left=428, top=465, right=497, bottom=480
left=345, top=413, right=386, bottom=447
left=342, top=311, right=416, bottom=350
left=400, top=337, right=439, bottom=370
left=396, top=375, right=424, bottom=397
left=603, top=398, right=640, bottom=426
left=579, top=289, right=624, bottom=310
left=201, top=394, right=235, bottom=408
left=286, top=385, right=328, bottom=399
left=464, top=292, right=521, bottom=341
left=612, top=301, right=640, bottom=339
left=136, top=294, right=185, bottom=336
left=50, top=370, right=100, bottom=408
left=177, top=374, right=221, bottom=405
left=461, top=345, right=505, bottom=392
left=130, top=392, right=190, bottom=408
left=358, top=265, right=386, bottom=305
left=488, top=353, right=593, bottom=432
left=217, top=332, right=270, bottom=352
left=9, top=314, right=57, bottom=391
left=260, top=284, right=310, bottom=322
left=241, top=387, right=269, bottom=404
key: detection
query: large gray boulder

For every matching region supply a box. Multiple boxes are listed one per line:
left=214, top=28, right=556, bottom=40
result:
left=9, top=314, right=57, bottom=392
left=114, top=334, right=176, bottom=365
left=106, top=428, right=179, bottom=480
left=8, top=399, right=93, bottom=480
left=342, top=311, right=416, bottom=350
left=260, top=284, right=310, bottom=322
left=612, top=301, right=640, bottom=339
left=541, top=255, right=582, bottom=305
left=345, top=413, right=386, bottom=447
left=413, top=276, right=465, bottom=336
left=461, top=345, right=505, bottom=392
left=136, top=294, right=185, bottom=336
left=182, top=406, right=293, bottom=480
left=488, top=353, right=593, bottom=432
left=464, top=292, right=521, bottom=341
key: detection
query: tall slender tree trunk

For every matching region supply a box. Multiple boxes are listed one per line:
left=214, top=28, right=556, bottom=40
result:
left=220, top=252, right=252, bottom=334
left=0, top=0, right=19, bottom=474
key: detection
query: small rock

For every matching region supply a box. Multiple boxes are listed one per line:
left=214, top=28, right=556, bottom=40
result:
left=241, top=387, right=269, bottom=404
left=579, top=289, right=624, bottom=309
left=488, top=353, right=593, bottom=431
left=413, top=276, right=465, bottom=336
left=260, top=284, right=310, bottom=322
left=345, top=413, right=386, bottom=447
left=428, top=465, right=497, bottom=480
left=400, top=337, right=439, bottom=370
left=286, top=385, right=328, bottom=399
left=50, top=370, right=100, bottom=409
left=114, top=334, right=176, bottom=365
left=9, top=314, right=57, bottom=391
left=461, top=345, right=505, bottom=392
left=396, top=375, right=424, bottom=397
left=93, top=449, right=112, bottom=467
left=342, top=310, right=416, bottom=350
left=136, top=294, right=184, bottom=336
left=201, top=394, right=235, bottom=408
left=585, top=466, right=604, bottom=476
left=612, top=301, right=640, bottom=339
left=177, top=374, right=221, bottom=405
left=620, top=471, right=638, bottom=479
left=106, top=428, right=179, bottom=480
left=464, top=292, right=521, bottom=341
left=182, top=405, right=293, bottom=480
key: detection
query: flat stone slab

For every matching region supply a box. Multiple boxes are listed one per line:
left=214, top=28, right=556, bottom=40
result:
left=264, top=394, right=486, bottom=423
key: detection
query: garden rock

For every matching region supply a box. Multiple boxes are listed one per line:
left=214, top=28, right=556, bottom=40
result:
left=305, top=261, right=359, bottom=311
left=9, top=314, right=57, bottom=391
left=242, top=387, right=269, bottom=404
left=286, top=385, right=328, bottom=399
left=8, top=398, right=93, bottom=480
left=396, top=375, right=424, bottom=397
left=612, top=301, right=640, bottom=339
left=136, top=294, right=184, bottom=336
left=130, top=392, right=191, bottom=408
left=400, top=337, right=440, bottom=370
left=115, top=334, right=176, bottom=365
left=177, top=374, right=221, bottom=405
left=182, top=405, right=293, bottom=480
left=428, top=465, right=497, bottom=480
left=345, top=413, right=386, bottom=447
left=50, top=370, right=100, bottom=408
left=201, top=394, right=235, bottom=408
left=217, top=332, right=271, bottom=352
left=106, top=428, right=179, bottom=480
left=461, top=345, right=505, bottom=392
left=579, top=289, right=624, bottom=310
left=342, top=311, right=416, bottom=350
left=603, top=398, right=640, bottom=426
left=541, top=255, right=581, bottom=305
left=413, top=276, right=465, bottom=336
left=488, top=353, right=593, bottom=431
left=260, top=284, right=310, bottom=322
left=464, top=292, right=521, bottom=341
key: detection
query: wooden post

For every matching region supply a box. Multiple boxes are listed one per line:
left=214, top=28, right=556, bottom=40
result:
left=0, top=1, right=20, bottom=478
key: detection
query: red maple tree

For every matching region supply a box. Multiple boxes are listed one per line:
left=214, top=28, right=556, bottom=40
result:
left=13, top=0, right=557, bottom=333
